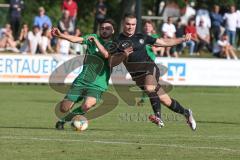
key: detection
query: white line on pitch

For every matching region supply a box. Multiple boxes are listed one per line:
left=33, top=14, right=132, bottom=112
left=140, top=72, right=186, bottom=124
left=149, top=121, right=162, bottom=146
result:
left=0, top=136, right=239, bottom=153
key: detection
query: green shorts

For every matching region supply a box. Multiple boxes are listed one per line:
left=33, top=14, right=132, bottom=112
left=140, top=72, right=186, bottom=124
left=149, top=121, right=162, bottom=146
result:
left=65, top=85, right=103, bottom=103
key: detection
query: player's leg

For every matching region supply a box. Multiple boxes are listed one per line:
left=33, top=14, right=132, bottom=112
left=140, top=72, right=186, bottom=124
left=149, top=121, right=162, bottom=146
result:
left=155, top=84, right=196, bottom=130
left=135, top=71, right=163, bottom=127
left=144, top=66, right=196, bottom=130
left=55, top=99, right=75, bottom=130
left=55, top=85, right=83, bottom=130
left=57, top=88, right=101, bottom=128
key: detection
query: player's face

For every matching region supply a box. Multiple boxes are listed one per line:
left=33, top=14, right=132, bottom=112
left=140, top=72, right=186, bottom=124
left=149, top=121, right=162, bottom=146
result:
left=99, top=23, right=114, bottom=39
left=123, top=17, right=136, bottom=36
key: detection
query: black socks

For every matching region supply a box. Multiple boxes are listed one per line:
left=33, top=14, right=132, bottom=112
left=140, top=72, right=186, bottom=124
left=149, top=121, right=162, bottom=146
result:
left=148, top=92, right=161, bottom=118
left=169, top=98, right=189, bottom=117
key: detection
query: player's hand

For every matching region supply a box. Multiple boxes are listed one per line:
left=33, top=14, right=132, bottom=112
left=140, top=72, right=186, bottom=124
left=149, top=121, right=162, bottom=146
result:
left=118, top=40, right=133, bottom=57
left=87, top=36, right=96, bottom=42
left=123, top=47, right=133, bottom=57
left=51, top=27, right=61, bottom=37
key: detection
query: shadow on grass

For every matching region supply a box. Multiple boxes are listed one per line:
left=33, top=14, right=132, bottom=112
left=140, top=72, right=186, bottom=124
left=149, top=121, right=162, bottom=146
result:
left=197, top=120, right=240, bottom=125
left=0, top=126, right=54, bottom=130
left=0, top=126, right=118, bottom=132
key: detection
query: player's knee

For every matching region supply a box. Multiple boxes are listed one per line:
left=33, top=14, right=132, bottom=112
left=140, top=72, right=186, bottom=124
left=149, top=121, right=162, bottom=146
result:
left=145, top=85, right=156, bottom=93
left=60, top=100, right=74, bottom=113
left=82, top=99, right=97, bottom=112
left=159, top=95, right=172, bottom=106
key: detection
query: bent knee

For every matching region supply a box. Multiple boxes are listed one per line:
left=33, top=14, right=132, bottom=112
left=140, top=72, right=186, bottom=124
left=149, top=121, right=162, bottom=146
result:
left=145, top=85, right=156, bottom=93
left=82, top=98, right=97, bottom=111
left=159, top=94, right=172, bottom=106
left=60, top=100, right=74, bottom=113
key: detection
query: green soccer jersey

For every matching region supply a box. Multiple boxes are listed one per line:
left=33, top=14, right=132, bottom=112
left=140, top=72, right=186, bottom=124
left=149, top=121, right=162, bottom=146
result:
left=72, top=34, right=110, bottom=91
left=146, top=34, right=159, bottom=61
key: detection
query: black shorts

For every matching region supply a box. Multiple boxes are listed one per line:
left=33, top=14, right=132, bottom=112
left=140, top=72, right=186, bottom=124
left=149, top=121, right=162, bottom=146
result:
left=129, top=63, right=160, bottom=91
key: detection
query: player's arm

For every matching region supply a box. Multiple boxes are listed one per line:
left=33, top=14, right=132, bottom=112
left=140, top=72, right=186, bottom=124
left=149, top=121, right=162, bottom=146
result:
left=154, top=33, right=191, bottom=47
left=51, top=27, right=84, bottom=43
left=108, top=52, right=127, bottom=67
left=87, top=36, right=109, bottom=59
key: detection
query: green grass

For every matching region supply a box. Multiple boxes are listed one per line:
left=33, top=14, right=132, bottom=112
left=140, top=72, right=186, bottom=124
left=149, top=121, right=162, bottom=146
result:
left=0, top=84, right=240, bottom=160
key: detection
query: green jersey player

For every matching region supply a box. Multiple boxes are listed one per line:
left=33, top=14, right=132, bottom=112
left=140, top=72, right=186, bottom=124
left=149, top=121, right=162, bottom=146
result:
left=51, top=19, right=115, bottom=130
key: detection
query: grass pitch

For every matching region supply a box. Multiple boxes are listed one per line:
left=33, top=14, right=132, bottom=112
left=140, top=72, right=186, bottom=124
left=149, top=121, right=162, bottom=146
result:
left=0, top=84, right=240, bottom=160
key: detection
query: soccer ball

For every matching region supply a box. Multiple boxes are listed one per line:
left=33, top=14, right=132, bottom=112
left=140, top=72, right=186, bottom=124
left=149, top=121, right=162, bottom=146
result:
left=71, top=115, right=88, bottom=131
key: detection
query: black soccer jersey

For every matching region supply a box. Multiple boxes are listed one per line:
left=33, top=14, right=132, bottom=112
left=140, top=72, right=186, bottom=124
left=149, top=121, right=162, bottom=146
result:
left=116, top=33, right=158, bottom=80
left=117, top=33, right=157, bottom=62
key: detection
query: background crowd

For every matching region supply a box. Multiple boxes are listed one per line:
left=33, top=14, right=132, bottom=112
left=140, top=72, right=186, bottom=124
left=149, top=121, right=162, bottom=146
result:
left=0, top=0, right=240, bottom=60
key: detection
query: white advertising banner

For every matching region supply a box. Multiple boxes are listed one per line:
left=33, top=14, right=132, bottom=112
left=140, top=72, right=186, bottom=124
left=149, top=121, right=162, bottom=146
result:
left=0, top=54, right=81, bottom=83
left=155, top=57, right=240, bottom=86
left=0, top=54, right=240, bottom=86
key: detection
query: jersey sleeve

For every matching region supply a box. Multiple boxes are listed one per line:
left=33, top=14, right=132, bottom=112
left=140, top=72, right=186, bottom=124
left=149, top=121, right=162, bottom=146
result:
left=145, top=34, right=157, bottom=45
left=82, top=34, right=98, bottom=45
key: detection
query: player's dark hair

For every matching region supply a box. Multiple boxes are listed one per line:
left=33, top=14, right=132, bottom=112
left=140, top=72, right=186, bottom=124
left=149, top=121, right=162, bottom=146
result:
left=100, top=19, right=116, bottom=29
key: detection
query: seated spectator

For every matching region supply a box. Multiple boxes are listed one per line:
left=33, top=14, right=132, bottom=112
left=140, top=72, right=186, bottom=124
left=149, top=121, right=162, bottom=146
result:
left=213, top=34, right=238, bottom=60
left=185, top=19, right=198, bottom=55
left=56, top=30, right=70, bottom=56
left=196, top=19, right=212, bottom=54
left=0, top=23, right=19, bottom=52
left=143, top=20, right=164, bottom=57
left=22, top=25, right=42, bottom=54
left=70, top=28, right=86, bottom=55
left=58, top=10, right=75, bottom=34
left=18, top=23, right=29, bottom=52
left=175, top=18, right=185, bottom=55
left=161, top=16, right=178, bottom=57
left=40, top=28, right=54, bottom=54
left=33, top=7, right=52, bottom=30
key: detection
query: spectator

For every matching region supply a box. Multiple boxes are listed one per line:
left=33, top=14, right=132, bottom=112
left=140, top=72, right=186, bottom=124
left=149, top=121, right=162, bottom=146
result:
left=40, top=28, right=54, bottom=54
left=26, top=25, right=42, bottom=54
left=18, top=23, right=29, bottom=52
left=180, top=3, right=196, bottom=26
left=185, top=19, right=198, bottom=55
left=175, top=18, right=186, bottom=55
left=70, top=28, right=86, bottom=55
left=61, top=0, right=78, bottom=24
left=94, top=0, right=107, bottom=33
left=33, top=6, right=52, bottom=30
left=236, top=9, right=240, bottom=50
left=223, top=5, right=238, bottom=46
left=210, top=4, right=224, bottom=41
left=195, top=4, right=211, bottom=29
left=9, top=0, right=24, bottom=40
left=213, top=34, right=238, bottom=60
left=0, top=23, right=19, bottom=52
left=56, top=30, right=70, bottom=56
left=196, top=19, right=212, bottom=54
left=162, top=16, right=178, bottom=57
left=143, top=20, right=164, bottom=57
left=58, top=10, right=75, bottom=34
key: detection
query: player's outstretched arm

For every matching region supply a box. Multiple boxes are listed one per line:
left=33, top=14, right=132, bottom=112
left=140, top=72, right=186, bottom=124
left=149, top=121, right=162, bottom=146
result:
left=154, top=33, right=191, bottom=47
left=51, top=27, right=84, bottom=43
left=88, top=36, right=109, bottom=59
